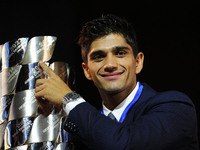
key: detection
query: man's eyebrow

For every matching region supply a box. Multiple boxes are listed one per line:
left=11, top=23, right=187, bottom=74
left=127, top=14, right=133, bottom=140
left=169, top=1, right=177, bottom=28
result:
left=89, top=46, right=131, bottom=58
left=112, top=46, right=130, bottom=51
left=89, top=50, right=104, bottom=58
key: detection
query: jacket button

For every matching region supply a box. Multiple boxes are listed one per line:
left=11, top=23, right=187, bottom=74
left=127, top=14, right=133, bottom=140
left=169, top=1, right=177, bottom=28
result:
left=64, top=122, right=79, bottom=133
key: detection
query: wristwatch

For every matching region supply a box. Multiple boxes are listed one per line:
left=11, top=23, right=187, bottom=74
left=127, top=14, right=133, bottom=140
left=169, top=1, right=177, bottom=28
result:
left=62, top=92, right=82, bottom=115
left=62, top=92, right=81, bottom=105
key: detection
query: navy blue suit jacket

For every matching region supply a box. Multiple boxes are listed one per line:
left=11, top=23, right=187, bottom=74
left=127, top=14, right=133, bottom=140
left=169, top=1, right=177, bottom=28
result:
left=64, top=84, right=199, bottom=150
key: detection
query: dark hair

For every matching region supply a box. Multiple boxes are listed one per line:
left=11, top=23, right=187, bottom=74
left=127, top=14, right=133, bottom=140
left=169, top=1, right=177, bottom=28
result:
left=78, top=14, right=139, bottom=63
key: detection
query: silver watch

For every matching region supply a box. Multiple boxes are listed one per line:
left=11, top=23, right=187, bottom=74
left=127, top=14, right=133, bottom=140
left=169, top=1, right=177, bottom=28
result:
left=62, top=92, right=81, bottom=105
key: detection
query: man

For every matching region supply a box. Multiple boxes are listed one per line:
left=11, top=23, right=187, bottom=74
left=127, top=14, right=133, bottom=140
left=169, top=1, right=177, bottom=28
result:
left=35, top=14, right=199, bottom=149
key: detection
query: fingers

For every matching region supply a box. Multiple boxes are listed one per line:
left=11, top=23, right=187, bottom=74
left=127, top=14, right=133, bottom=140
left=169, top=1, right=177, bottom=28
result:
left=35, top=79, right=47, bottom=87
left=35, top=88, right=45, bottom=100
left=35, top=85, right=44, bottom=94
left=35, top=79, right=47, bottom=99
left=39, top=61, right=56, bottom=78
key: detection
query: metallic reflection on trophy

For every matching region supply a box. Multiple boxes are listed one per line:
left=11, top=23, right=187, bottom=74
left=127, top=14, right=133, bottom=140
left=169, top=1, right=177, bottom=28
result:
left=0, top=38, right=28, bottom=72
left=0, top=65, right=21, bottom=98
left=0, top=36, right=75, bottom=150
left=21, top=36, right=56, bottom=65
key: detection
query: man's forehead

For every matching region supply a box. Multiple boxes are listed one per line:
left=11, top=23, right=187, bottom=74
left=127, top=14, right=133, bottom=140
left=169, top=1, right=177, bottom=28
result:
left=89, top=34, right=129, bottom=53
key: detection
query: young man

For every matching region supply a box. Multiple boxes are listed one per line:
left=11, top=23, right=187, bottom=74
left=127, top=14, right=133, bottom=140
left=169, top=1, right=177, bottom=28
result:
left=35, top=14, right=198, bottom=149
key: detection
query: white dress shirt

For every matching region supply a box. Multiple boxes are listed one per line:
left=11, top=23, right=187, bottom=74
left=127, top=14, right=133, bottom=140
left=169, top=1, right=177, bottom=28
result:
left=102, top=82, right=139, bottom=122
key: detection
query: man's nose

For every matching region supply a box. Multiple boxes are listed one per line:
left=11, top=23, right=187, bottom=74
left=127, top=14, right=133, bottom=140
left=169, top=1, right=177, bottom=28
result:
left=103, top=54, right=117, bottom=72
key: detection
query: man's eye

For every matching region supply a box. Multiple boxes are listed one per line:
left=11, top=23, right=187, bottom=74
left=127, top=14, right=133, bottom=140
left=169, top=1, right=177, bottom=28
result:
left=116, top=51, right=126, bottom=56
left=93, top=55, right=103, bottom=60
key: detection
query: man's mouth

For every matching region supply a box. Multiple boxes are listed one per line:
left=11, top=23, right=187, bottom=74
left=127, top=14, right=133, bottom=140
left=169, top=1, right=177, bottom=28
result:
left=100, top=72, right=124, bottom=80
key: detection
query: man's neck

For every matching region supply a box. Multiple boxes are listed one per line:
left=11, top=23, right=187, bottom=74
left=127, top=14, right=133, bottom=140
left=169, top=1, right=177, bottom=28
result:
left=99, top=82, right=137, bottom=110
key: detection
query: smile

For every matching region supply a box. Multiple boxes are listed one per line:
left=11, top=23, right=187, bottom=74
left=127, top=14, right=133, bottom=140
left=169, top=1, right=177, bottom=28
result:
left=100, top=71, right=124, bottom=80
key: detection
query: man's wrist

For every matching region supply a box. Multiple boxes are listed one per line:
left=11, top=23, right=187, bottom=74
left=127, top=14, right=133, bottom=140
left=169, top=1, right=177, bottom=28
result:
left=62, top=92, right=81, bottom=104
left=62, top=92, right=85, bottom=115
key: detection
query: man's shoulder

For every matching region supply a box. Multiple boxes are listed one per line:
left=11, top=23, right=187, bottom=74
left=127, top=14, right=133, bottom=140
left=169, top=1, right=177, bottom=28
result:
left=153, top=90, right=193, bottom=106
left=139, top=83, right=194, bottom=107
left=158, top=90, right=190, bottom=99
left=132, top=83, right=197, bottom=122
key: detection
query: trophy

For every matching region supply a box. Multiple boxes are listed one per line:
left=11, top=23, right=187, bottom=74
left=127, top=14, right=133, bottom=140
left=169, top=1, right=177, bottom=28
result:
left=0, top=36, right=75, bottom=150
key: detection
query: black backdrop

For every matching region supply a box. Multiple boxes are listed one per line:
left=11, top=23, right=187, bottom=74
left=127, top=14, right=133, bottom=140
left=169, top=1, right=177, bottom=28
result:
left=0, top=1, right=199, bottom=139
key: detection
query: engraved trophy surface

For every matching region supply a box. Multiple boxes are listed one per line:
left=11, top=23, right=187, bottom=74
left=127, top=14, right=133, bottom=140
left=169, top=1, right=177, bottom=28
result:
left=0, top=94, right=14, bottom=124
left=4, top=117, right=35, bottom=148
left=28, top=114, right=61, bottom=143
left=8, top=89, right=38, bottom=121
left=0, top=38, right=28, bottom=72
left=15, top=62, right=41, bottom=92
left=0, top=65, right=21, bottom=98
left=21, top=36, right=56, bottom=65
left=0, top=36, right=75, bottom=150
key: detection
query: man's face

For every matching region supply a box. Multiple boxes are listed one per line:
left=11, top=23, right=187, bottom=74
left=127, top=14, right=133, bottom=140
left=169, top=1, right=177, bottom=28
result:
left=82, top=33, right=143, bottom=95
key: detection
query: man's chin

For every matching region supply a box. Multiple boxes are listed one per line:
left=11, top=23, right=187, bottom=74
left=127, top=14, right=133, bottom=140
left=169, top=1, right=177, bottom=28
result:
left=100, top=86, right=123, bottom=95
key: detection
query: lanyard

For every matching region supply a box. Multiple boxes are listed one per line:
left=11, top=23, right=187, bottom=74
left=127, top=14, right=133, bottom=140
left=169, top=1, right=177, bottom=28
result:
left=101, top=82, right=144, bottom=123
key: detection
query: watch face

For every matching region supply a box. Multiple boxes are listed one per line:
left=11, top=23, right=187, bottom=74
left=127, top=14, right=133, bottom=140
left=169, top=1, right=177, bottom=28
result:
left=67, top=92, right=79, bottom=99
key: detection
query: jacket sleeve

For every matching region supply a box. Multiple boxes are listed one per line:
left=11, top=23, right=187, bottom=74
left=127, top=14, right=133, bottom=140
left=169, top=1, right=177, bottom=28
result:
left=64, top=91, right=198, bottom=150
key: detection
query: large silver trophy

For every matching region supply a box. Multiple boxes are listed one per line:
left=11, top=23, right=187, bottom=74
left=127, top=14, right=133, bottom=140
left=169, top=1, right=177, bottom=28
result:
left=0, top=36, right=75, bottom=150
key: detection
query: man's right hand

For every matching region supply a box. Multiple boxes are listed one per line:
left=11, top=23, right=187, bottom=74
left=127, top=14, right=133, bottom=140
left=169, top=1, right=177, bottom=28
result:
left=35, top=61, right=73, bottom=110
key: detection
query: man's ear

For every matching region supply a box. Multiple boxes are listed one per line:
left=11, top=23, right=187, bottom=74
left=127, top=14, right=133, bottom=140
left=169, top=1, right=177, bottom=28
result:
left=82, top=62, right=92, bottom=80
left=135, top=52, right=144, bottom=74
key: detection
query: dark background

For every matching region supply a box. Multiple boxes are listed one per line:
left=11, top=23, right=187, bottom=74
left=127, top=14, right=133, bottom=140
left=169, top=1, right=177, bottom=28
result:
left=0, top=1, right=199, bottom=139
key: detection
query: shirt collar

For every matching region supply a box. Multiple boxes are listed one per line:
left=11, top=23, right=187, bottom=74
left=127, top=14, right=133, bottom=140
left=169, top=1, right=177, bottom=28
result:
left=102, top=81, right=139, bottom=121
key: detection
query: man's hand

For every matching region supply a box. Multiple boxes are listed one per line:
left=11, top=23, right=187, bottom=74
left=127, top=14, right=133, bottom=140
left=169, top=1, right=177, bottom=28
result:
left=35, top=62, right=72, bottom=110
